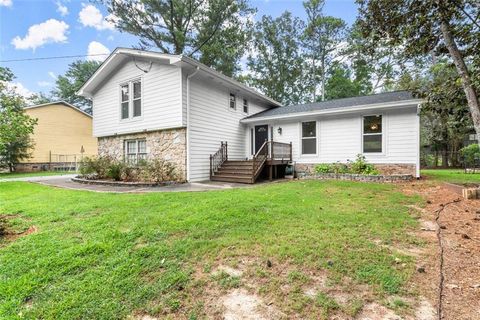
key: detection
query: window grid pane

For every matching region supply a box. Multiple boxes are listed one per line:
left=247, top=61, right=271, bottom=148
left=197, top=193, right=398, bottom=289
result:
left=302, top=138, right=317, bottom=154
left=133, top=81, right=141, bottom=99
left=133, top=99, right=141, bottom=117
left=363, top=115, right=382, bottom=134
left=243, top=99, right=248, bottom=113
left=302, top=121, right=316, bottom=138
left=121, top=85, right=129, bottom=102
left=230, top=94, right=236, bottom=109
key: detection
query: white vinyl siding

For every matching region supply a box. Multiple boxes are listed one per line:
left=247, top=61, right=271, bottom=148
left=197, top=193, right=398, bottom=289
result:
left=188, top=77, right=271, bottom=181
left=263, top=106, right=418, bottom=165
left=92, top=60, right=183, bottom=137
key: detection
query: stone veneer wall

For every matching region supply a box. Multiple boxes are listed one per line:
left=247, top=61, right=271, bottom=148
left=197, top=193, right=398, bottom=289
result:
left=295, top=163, right=417, bottom=177
left=98, top=128, right=187, bottom=181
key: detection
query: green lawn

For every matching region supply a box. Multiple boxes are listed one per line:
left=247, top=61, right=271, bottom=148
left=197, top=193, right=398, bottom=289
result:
left=0, top=181, right=421, bottom=319
left=0, top=171, right=75, bottom=179
left=421, top=169, right=480, bottom=184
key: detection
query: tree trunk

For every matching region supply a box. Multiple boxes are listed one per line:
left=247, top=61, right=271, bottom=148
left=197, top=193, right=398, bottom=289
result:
left=439, top=18, right=480, bottom=148
left=321, top=56, right=325, bottom=101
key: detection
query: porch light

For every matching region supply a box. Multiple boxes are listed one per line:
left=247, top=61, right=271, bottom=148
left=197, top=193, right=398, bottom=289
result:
left=277, top=127, right=282, bottom=135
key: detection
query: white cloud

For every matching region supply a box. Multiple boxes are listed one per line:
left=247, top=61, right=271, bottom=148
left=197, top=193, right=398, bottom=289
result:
left=0, top=0, right=12, bottom=7
left=87, top=41, right=110, bottom=62
left=37, top=81, right=53, bottom=87
left=56, top=1, right=68, bottom=16
left=48, top=71, right=57, bottom=80
left=78, top=4, right=115, bottom=30
left=2, top=81, right=33, bottom=98
left=12, top=19, right=69, bottom=50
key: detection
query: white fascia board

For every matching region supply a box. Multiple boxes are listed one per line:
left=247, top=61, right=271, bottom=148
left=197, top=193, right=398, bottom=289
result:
left=77, top=48, right=182, bottom=98
left=240, top=99, right=423, bottom=124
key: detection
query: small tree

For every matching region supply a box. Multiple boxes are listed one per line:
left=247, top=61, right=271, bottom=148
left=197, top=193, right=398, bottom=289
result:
left=0, top=67, right=37, bottom=172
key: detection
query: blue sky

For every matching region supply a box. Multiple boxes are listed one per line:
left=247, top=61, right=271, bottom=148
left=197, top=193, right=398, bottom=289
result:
left=0, top=0, right=357, bottom=97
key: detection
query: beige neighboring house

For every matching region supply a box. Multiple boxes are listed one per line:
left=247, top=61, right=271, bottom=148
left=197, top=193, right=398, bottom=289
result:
left=17, top=101, right=97, bottom=172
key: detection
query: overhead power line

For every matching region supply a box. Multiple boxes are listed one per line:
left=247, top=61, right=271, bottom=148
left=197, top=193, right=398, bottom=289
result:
left=0, top=53, right=111, bottom=63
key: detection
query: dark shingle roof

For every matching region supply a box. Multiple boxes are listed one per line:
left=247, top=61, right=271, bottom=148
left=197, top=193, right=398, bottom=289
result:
left=244, top=91, right=417, bottom=120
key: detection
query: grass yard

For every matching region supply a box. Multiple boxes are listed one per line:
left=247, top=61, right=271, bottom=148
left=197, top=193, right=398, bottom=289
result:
left=0, top=171, right=75, bottom=179
left=0, top=180, right=422, bottom=319
left=421, top=169, right=480, bottom=184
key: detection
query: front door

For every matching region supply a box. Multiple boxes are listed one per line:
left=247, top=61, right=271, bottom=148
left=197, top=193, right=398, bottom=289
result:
left=254, top=125, right=269, bottom=154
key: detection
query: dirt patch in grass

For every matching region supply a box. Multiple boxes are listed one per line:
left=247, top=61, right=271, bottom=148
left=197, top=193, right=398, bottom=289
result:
left=169, top=257, right=437, bottom=320
left=0, top=214, right=37, bottom=243
left=401, top=181, right=480, bottom=320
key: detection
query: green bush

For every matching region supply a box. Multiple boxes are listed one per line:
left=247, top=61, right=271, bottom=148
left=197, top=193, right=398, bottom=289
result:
left=79, top=156, right=112, bottom=179
left=315, top=163, right=332, bottom=173
left=107, top=161, right=126, bottom=181
left=350, top=154, right=379, bottom=175
left=460, top=144, right=480, bottom=166
left=142, top=159, right=179, bottom=183
left=331, top=162, right=350, bottom=174
left=313, top=155, right=378, bottom=176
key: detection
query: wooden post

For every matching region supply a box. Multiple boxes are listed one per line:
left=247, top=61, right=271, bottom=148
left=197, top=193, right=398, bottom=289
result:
left=289, top=142, right=292, bottom=161
left=269, top=165, right=273, bottom=181
left=225, top=141, right=228, bottom=160
left=210, top=154, right=213, bottom=178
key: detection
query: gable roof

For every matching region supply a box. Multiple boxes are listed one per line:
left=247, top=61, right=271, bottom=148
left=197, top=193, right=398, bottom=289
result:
left=77, top=47, right=282, bottom=107
left=24, top=101, right=92, bottom=118
left=241, top=91, right=422, bottom=123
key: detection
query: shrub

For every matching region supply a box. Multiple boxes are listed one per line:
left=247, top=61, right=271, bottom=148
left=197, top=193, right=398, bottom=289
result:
left=79, top=156, right=112, bottom=179
left=350, top=154, right=379, bottom=175
left=107, top=161, right=126, bottom=181
left=142, top=159, right=179, bottom=183
left=460, top=144, right=480, bottom=166
left=315, top=163, right=332, bottom=173
left=331, top=162, right=349, bottom=174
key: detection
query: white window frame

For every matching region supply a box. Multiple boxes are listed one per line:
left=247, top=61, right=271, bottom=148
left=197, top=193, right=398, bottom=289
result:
left=300, top=121, right=318, bottom=156
left=229, top=93, right=236, bottom=110
left=362, top=114, right=385, bottom=155
left=124, top=139, right=147, bottom=164
left=243, top=98, right=249, bottom=114
left=119, top=77, right=143, bottom=121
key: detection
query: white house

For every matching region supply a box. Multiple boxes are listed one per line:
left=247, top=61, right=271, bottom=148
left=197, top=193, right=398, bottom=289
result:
left=78, top=48, right=422, bottom=183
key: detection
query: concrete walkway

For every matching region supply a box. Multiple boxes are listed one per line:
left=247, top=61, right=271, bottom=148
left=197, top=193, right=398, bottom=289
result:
left=1, top=174, right=253, bottom=193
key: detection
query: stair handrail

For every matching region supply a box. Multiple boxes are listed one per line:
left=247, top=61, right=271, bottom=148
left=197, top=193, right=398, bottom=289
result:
left=210, top=141, right=228, bottom=178
left=252, top=140, right=269, bottom=182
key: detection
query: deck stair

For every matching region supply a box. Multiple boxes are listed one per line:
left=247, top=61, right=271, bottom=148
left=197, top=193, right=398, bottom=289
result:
left=209, top=140, right=292, bottom=184
left=211, top=160, right=256, bottom=184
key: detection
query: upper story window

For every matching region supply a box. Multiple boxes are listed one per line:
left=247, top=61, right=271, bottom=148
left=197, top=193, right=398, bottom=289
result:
left=301, top=121, right=317, bottom=155
left=229, top=93, right=236, bottom=109
left=243, top=99, right=248, bottom=113
left=120, top=79, right=142, bottom=120
left=363, top=115, right=382, bottom=153
left=121, top=84, right=129, bottom=119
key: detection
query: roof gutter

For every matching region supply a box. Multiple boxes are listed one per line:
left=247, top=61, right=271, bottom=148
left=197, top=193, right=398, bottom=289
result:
left=240, top=99, right=424, bottom=124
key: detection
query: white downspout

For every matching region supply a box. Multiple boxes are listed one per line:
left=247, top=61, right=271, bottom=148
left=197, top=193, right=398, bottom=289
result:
left=416, top=103, right=422, bottom=179
left=186, top=66, right=200, bottom=182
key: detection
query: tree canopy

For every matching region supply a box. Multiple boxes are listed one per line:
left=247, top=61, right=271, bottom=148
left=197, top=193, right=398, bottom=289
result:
left=0, top=67, right=37, bottom=172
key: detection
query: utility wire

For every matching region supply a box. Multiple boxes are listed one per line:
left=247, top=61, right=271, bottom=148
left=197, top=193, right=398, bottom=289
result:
left=0, top=53, right=111, bottom=63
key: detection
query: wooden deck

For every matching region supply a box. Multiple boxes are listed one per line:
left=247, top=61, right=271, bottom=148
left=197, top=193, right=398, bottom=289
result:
left=210, top=141, right=292, bottom=184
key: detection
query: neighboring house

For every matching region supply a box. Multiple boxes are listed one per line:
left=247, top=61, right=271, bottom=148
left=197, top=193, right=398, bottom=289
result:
left=18, top=102, right=98, bottom=172
left=78, top=48, right=422, bottom=183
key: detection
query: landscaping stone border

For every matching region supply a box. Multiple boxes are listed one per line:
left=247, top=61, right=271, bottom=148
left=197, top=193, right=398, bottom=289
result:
left=443, top=182, right=480, bottom=200
left=298, top=172, right=414, bottom=183
left=71, top=176, right=182, bottom=187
